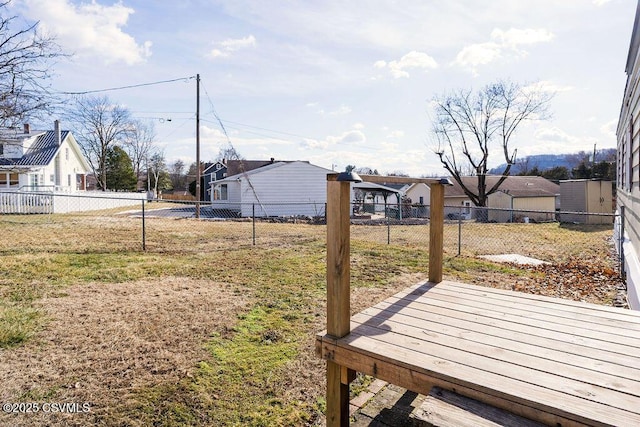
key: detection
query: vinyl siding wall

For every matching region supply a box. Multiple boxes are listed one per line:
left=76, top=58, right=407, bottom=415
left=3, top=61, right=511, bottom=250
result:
left=617, top=11, right=640, bottom=309
left=488, top=192, right=556, bottom=222
left=216, top=162, right=330, bottom=217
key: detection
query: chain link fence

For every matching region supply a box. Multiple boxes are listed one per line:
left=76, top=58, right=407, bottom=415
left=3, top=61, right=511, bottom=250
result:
left=0, top=191, right=623, bottom=268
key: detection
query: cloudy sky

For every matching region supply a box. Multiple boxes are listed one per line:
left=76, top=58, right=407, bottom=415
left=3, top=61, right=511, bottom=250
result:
left=12, top=0, right=637, bottom=176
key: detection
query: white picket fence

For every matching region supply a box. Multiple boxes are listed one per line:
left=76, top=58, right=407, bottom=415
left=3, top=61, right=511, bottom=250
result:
left=0, top=192, right=53, bottom=214
left=0, top=191, right=145, bottom=214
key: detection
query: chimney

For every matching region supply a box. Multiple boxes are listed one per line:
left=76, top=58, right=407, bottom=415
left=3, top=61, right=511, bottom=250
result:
left=54, top=120, right=61, bottom=145
left=270, top=157, right=275, bottom=163
left=23, top=123, right=30, bottom=134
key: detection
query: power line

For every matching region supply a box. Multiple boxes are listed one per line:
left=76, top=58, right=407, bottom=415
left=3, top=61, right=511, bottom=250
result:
left=217, top=118, right=314, bottom=140
left=56, top=76, right=196, bottom=95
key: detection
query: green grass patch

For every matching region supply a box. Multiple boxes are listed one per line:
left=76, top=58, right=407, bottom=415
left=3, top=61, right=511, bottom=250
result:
left=0, top=301, right=40, bottom=348
left=0, top=216, right=618, bottom=426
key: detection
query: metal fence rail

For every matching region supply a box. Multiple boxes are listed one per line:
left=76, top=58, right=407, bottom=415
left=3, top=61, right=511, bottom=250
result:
left=0, top=194, right=622, bottom=268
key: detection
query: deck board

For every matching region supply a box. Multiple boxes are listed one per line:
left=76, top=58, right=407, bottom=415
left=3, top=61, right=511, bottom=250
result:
left=317, top=280, right=640, bottom=426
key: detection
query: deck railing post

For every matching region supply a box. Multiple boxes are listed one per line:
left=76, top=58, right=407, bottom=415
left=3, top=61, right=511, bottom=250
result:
left=429, top=183, right=445, bottom=283
left=326, top=173, right=354, bottom=426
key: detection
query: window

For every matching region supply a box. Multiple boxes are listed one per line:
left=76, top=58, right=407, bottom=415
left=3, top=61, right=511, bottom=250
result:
left=0, top=144, right=3, bottom=156
left=68, top=174, right=71, bottom=187
left=213, top=184, right=228, bottom=200
left=9, top=173, right=18, bottom=186
left=65, top=148, right=69, bottom=161
left=419, top=196, right=424, bottom=204
left=29, top=174, right=37, bottom=187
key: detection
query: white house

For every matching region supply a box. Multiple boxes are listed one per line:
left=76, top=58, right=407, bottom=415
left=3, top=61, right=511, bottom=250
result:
left=0, top=121, right=90, bottom=192
left=617, top=0, right=640, bottom=310
left=211, top=160, right=332, bottom=217
left=402, top=183, right=430, bottom=206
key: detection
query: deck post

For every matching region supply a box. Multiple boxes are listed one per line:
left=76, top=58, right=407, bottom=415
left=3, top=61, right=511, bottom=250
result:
left=326, top=173, right=354, bottom=426
left=429, top=183, right=445, bottom=283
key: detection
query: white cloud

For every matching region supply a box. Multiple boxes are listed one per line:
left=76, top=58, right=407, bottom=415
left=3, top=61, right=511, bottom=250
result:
left=386, top=130, right=405, bottom=138
left=327, top=105, right=352, bottom=116
left=593, top=0, right=613, bottom=6
left=200, top=125, right=227, bottom=139
left=524, top=80, right=573, bottom=94
left=535, top=127, right=577, bottom=143
left=208, top=35, right=256, bottom=58
left=22, top=0, right=151, bottom=65
left=454, top=27, right=554, bottom=74
left=453, top=42, right=502, bottom=71
left=529, top=126, right=598, bottom=156
left=374, top=51, right=438, bottom=79
left=301, top=128, right=367, bottom=151
left=599, top=119, right=618, bottom=139
left=491, top=28, right=554, bottom=47
left=330, top=130, right=366, bottom=145
left=353, top=122, right=365, bottom=130
left=300, top=138, right=329, bottom=150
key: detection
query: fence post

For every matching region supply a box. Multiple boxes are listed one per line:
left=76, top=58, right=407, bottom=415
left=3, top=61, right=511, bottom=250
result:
left=252, top=204, right=256, bottom=246
left=325, top=174, right=354, bottom=426
left=429, top=183, right=445, bottom=283
left=142, top=200, right=146, bottom=251
left=458, top=205, right=462, bottom=256
left=387, top=203, right=391, bottom=245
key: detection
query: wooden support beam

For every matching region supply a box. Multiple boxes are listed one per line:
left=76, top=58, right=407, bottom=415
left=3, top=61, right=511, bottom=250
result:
left=358, top=174, right=443, bottom=185
left=326, top=360, right=350, bottom=426
left=429, top=183, right=445, bottom=283
left=326, top=175, right=351, bottom=338
left=326, top=173, right=355, bottom=426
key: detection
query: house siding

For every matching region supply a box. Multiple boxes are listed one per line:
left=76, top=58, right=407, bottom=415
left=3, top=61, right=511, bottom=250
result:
left=405, top=183, right=430, bottom=205
left=488, top=193, right=556, bottom=222
left=213, top=161, right=330, bottom=217
left=617, top=0, right=640, bottom=310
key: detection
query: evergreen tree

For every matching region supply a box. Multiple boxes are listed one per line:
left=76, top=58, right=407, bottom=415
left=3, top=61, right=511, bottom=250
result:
left=542, top=166, right=570, bottom=181
left=105, top=146, right=137, bottom=191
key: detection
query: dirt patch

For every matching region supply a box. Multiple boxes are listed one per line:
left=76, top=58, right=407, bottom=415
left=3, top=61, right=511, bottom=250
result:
left=0, top=277, right=247, bottom=426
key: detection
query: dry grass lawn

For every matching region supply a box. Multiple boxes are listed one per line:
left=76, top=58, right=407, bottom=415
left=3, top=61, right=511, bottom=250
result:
left=0, top=213, right=625, bottom=426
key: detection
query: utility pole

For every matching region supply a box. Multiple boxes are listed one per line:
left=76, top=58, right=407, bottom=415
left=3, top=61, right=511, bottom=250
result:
left=196, top=73, right=201, bottom=219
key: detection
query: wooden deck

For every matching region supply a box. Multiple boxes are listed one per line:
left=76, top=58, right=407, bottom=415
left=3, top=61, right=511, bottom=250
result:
left=320, top=173, right=640, bottom=426
left=317, top=280, right=640, bottom=426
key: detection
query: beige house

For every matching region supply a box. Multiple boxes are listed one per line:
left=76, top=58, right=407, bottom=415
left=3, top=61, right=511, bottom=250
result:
left=445, top=176, right=559, bottom=222
left=617, top=0, right=640, bottom=310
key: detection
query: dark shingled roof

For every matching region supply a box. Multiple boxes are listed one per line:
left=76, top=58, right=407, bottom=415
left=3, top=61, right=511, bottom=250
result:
left=0, top=130, right=69, bottom=167
left=445, top=175, right=560, bottom=198
left=225, top=159, right=306, bottom=176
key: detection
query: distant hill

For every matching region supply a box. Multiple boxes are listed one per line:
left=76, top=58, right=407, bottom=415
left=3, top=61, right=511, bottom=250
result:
left=489, top=149, right=616, bottom=175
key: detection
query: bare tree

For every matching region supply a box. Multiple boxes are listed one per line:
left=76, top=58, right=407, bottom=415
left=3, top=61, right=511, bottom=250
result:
left=432, top=80, right=553, bottom=209
left=216, top=145, right=243, bottom=162
left=168, top=159, right=186, bottom=191
left=66, top=95, right=133, bottom=191
left=0, top=1, right=65, bottom=127
left=123, top=120, right=156, bottom=189
left=147, top=151, right=168, bottom=198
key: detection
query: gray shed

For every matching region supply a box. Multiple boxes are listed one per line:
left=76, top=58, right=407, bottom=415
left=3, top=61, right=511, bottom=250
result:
left=559, top=179, right=613, bottom=224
